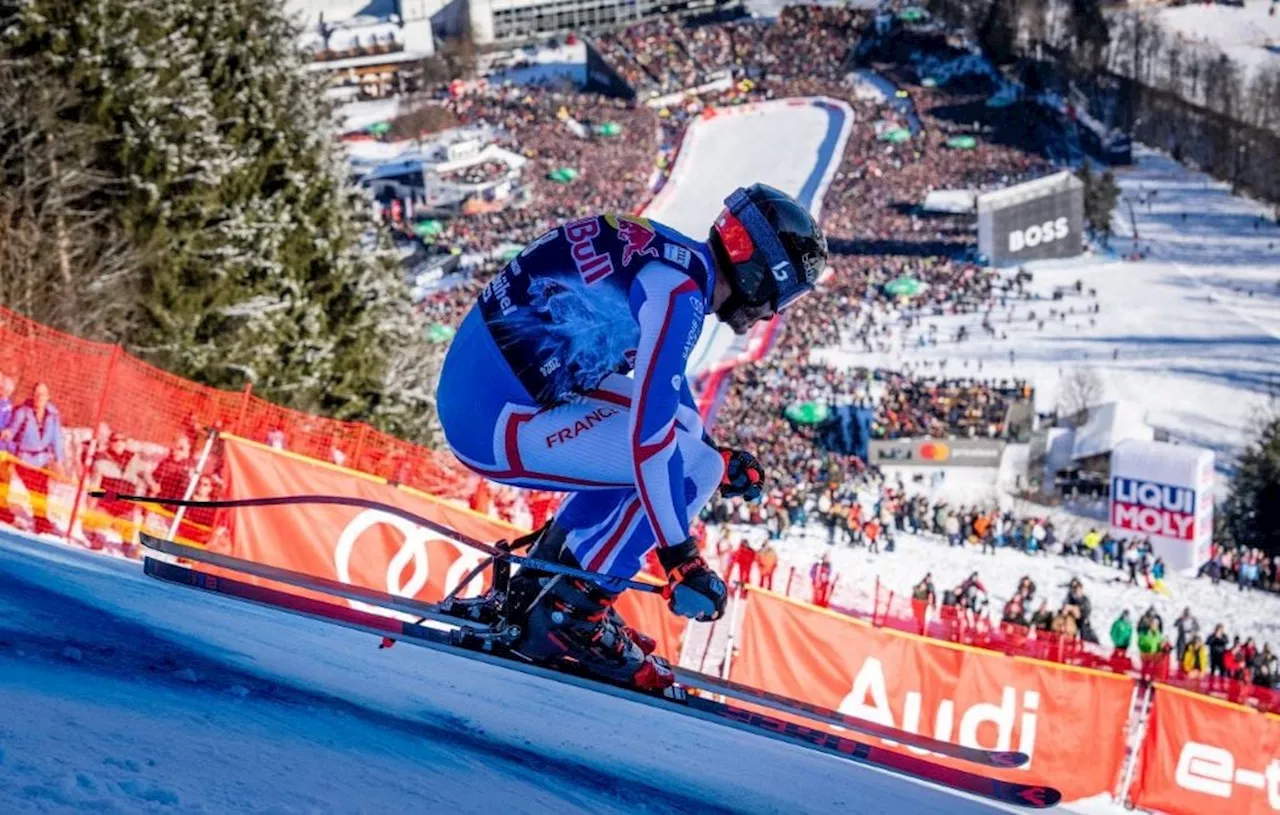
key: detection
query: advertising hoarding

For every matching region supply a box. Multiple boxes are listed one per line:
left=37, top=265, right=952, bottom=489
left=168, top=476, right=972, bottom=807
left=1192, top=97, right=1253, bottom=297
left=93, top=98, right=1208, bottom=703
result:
left=1108, top=439, right=1214, bottom=571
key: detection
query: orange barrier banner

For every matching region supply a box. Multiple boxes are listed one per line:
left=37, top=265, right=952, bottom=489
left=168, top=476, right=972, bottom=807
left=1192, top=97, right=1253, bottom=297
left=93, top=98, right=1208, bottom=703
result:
left=222, top=436, right=515, bottom=603
left=731, top=588, right=1133, bottom=803
left=220, top=436, right=688, bottom=661
left=1131, top=684, right=1280, bottom=815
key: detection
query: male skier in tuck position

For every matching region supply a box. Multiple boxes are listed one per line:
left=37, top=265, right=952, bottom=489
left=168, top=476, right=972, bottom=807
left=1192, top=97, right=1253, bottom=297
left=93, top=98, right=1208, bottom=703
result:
left=435, top=184, right=827, bottom=689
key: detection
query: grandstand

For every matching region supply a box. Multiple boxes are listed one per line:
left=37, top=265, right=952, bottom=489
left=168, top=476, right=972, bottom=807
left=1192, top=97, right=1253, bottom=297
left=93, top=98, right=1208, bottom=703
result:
left=469, top=0, right=742, bottom=44
left=289, top=0, right=444, bottom=97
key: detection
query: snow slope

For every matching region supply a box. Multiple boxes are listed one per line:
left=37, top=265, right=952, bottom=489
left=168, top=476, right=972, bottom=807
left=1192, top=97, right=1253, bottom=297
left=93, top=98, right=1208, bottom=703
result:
left=772, top=143, right=1280, bottom=677
left=817, top=144, right=1280, bottom=472
left=1156, top=2, right=1280, bottom=77
left=650, top=98, right=853, bottom=382
left=0, top=95, right=1023, bottom=815
left=0, top=530, right=1024, bottom=814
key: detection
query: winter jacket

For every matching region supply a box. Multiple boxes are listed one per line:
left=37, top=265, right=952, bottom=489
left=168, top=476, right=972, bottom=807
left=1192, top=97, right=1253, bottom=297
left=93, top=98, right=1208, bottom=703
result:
left=8, top=401, right=64, bottom=469
left=1110, top=617, right=1133, bottom=650
left=1138, top=628, right=1163, bottom=656
left=1182, top=643, right=1209, bottom=674
left=1207, top=632, right=1230, bottom=664
left=756, top=546, right=778, bottom=576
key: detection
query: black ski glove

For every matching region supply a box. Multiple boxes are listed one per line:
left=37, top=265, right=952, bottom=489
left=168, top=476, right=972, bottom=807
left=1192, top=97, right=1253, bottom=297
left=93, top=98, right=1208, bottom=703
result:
left=657, top=538, right=727, bottom=622
left=719, top=447, right=764, bottom=502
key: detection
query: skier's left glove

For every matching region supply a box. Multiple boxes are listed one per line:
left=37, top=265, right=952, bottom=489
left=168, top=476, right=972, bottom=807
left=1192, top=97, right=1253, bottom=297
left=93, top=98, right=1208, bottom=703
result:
left=719, top=447, right=764, bottom=502
left=658, top=538, right=727, bottom=622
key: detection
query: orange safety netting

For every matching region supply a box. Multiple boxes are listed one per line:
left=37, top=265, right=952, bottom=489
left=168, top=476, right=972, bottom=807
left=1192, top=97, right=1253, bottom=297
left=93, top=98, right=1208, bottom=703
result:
left=0, top=305, right=474, bottom=552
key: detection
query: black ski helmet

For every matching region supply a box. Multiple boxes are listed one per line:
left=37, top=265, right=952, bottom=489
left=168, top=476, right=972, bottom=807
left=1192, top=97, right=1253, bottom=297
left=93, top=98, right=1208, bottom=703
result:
left=708, top=183, right=827, bottom=324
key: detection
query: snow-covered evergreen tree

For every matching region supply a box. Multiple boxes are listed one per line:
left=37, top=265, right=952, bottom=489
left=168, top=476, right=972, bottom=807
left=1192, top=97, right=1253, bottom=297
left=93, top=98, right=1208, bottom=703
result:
left=0, top=0, right=436, bottom=439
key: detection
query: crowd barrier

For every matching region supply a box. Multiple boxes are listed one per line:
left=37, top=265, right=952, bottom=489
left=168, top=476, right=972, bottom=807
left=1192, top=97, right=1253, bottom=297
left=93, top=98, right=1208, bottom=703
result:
left=0, top=305, right=473, bottom=552
left=731, top=586, right=1135, bottom=803
left=1130, top=683, right=1280, bottom=814
left=73, top=431, right=1248, bottom=812
left=869, top=575, right=1280, bottom=716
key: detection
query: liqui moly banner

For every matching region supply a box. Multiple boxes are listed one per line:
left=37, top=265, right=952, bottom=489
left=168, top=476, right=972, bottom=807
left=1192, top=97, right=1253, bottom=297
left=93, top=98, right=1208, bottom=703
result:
left=730, top=588, right=1134, bottom=803
left=216, top=437, right=691, bottom=660
left=1131, top=685, right=1280, bottom=815
left=1109, top=440, right=1214, bottom=571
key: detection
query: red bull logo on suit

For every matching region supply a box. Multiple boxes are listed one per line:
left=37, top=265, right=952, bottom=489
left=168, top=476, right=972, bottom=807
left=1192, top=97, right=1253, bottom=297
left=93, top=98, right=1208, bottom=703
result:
left=607, top=214, right=659, bottom=267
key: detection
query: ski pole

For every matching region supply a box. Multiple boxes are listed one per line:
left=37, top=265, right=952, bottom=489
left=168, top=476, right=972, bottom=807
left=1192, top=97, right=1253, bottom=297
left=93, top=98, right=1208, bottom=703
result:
left=91, top=491, right=663, bottom=595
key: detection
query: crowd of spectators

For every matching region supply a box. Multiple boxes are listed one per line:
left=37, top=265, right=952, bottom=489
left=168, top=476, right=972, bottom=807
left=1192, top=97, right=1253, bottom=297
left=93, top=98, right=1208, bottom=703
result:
left=1200, top=542, right=1278, bottom=593
left=440, top=160, right=513, bottom=185
left=875, top=374, right=1030, bottom=439
left=0, top=373, right=221, bottom=552
left=1108, top=604, right=1279, bottom=691
left=592, top=8, right=864, bottom=98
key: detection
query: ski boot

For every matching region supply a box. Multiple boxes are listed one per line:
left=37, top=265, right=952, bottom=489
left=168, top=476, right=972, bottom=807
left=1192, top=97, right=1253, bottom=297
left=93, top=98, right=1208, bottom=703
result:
left=504, top=528, right=673, bottom=691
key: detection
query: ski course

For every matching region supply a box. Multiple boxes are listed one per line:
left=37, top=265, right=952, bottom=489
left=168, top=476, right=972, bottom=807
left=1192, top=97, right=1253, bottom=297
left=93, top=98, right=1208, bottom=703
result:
left=651, top=97, right=852, bottom=381
left=0, top=100, right=1035, bottom=814
left=0, top=528, right=1025, bottom=813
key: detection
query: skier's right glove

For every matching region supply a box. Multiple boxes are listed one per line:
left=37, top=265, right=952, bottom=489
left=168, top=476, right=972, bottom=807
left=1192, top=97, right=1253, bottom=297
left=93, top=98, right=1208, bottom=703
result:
left=657, top=538, right=728, bottom=622
left=718, top=447, right=764, bottom=502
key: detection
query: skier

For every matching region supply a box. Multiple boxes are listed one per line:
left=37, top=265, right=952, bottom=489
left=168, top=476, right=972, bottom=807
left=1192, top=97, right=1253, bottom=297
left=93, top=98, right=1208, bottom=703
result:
left=435, top=184, right=827, bottom=689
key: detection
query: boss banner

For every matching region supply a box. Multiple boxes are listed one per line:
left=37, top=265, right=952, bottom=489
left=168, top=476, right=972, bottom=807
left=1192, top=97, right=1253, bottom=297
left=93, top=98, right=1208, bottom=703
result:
left=218, top=437, right=690, bottom=660
left=977, top=171, right=1084, bottom=266
left=1131, top=685, right=1280, bottom=815
left=729, top=588, right=1134, bottom=803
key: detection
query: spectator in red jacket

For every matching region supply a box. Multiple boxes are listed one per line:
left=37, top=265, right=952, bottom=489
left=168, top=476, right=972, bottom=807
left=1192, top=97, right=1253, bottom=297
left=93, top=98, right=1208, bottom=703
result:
left=811, top=554, right=836, bottom=607
left=727, top=538, right=756, bottom=588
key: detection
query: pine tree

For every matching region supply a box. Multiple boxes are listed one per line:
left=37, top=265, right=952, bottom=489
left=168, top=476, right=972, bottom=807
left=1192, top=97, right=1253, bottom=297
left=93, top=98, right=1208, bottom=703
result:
left=0, top=0, right=436, bottom=439
left=1222, top=414, right=1280, bottom=556
left=1075, top=161, right=1118, bottom=245
left=1068, top=0, right=1110, bottom=72
left=1092, top=169, right=1120, bottom=246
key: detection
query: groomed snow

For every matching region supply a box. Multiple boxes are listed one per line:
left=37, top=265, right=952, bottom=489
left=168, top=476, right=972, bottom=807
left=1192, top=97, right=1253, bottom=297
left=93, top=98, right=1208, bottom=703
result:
left=0, top=95, right=1024, bottom=814
left=1156, top=2, right=1280, bottom=77
left=0, top=531, right=1019, bottom=814
left=761, top=142, right=1280, bottom=695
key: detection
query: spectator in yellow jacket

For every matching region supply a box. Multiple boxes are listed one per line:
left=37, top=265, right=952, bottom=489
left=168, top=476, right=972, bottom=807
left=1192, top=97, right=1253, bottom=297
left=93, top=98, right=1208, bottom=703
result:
left=1182, top=634, right=1209, bottom=678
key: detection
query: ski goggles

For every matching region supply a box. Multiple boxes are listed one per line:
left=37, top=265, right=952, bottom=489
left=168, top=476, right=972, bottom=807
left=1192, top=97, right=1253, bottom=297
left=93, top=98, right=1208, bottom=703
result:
left=713, top=188, right=813, bottom=311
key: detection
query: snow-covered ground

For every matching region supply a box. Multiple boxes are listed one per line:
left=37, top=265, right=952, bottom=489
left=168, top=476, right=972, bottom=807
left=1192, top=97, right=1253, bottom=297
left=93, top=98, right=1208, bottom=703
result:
left=818, top=144, right=1280, bottom=472
left=0, top=530, right=1021, bottom=814
left=722, top=513, right=1280, bottom=663
left=1155, top=1, right=1280, bottom=78
left=480, top=41, right=588, bottom=87
left=785, top=141, right=1280, bottom=661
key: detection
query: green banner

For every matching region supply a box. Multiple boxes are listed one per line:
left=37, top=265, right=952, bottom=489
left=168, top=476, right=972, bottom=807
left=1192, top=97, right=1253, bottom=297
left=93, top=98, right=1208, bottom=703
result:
left=884, top=276, right=924, bottom=297
left=785, top=401, right=829, bottom=426
left=547, top=167, right=579, bottom=183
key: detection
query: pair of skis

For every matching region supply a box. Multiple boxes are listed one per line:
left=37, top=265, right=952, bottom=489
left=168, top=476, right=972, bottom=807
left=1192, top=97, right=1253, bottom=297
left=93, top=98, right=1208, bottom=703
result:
left=139, top=534, right=1061, bottom=809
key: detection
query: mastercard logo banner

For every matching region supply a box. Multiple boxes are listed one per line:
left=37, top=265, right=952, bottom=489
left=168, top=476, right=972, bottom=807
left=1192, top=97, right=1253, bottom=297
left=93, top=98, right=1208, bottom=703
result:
left=869, top=439, right=1004, bottom=468
left=917, top=441, right=950, bottom=461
